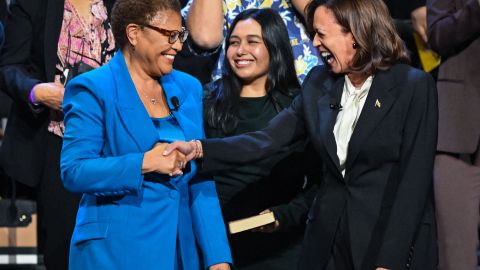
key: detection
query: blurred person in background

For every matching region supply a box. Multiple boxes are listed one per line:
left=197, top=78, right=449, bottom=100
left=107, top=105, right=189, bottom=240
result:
left=171, top=0, right=221, bottom=85
left=0, top=0, right=115, bottom=268
left=384, top=0, right=427, bottom=69
left=0, top=0, right=8, bottom=194
left=427, top=0, right=480, bottom=269
left=0, top=0, right=10, bottom=142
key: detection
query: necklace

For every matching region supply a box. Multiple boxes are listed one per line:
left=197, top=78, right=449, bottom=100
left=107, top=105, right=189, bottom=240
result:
left=138, top=88, right=158, bottom=105
left=136, top=85, right=171, bottom=117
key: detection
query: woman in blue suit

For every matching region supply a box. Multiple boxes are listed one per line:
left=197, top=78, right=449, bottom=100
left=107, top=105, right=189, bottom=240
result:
left=60, top=0, right=232, bottom=269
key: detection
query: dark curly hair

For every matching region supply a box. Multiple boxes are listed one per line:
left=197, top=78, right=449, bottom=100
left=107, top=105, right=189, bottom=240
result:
left=111, top=0, right=181, bottom=49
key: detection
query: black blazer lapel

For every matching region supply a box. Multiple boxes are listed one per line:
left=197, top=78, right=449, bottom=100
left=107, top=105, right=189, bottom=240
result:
left=346, top=70, right=397, bottom=171
left=317, top=77, right=344, bottom=173
left=44, top=0, right=64, bottom=81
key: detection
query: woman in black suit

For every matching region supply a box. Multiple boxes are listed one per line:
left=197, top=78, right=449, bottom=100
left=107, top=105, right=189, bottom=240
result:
left=0, top=0, right=115, bottom=268
left=166, top=0, right=438, bottom=269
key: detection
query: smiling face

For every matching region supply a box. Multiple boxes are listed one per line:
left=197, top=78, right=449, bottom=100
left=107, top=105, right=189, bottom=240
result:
left=312, top=6, right=357, bottom=75
left=133, top=9, right=183, bottom=77
left=226, top=19, right=270, bottom=86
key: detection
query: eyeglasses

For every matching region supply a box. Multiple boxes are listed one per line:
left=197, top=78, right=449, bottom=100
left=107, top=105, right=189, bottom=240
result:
left=139, top=24, right=188, bottom=44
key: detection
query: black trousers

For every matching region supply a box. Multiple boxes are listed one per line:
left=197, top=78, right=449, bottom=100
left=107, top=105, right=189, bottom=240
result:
left=324, top=212, right=355, bottom=270
left=38, top=133, right=80, bottom=269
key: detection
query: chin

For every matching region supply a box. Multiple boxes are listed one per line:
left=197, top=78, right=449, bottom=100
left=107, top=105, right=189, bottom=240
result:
left=329, top=66, right=342, bottom=74
left=157, top=60, right=173, bottom=74
left=234, top=72, right=251, bottom=81
left=159, top=67, right=173, bottom=76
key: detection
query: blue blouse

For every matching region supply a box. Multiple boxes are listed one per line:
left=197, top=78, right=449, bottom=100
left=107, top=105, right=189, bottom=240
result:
left=152, top=115, right=185, bottom=142
left=144, top=115, right=186, bottom=185
left=151, top=115, right=187, bottom=270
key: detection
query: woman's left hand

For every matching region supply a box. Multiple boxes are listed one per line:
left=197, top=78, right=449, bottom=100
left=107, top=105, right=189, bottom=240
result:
left=208, top=263, right=231, bottom=270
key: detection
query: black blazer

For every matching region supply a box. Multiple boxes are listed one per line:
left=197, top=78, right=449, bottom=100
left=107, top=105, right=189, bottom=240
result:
left=200, top=64, right=438, bottom=270
left=0, top=0, right=115, bottom=187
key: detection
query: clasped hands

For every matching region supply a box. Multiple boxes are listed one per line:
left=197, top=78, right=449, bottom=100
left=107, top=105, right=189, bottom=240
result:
left=143, top=140, right=205, bottom=176
left=141, top=140, right=198, bottom=176
left=142, top=143, right=188, bottom=176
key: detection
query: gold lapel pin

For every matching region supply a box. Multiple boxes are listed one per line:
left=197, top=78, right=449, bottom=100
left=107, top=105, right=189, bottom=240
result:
left=375, top=99, right=381, bottom=108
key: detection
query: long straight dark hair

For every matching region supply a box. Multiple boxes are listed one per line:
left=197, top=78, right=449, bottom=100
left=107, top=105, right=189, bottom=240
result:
left=204, top=8, right=300, bottom=135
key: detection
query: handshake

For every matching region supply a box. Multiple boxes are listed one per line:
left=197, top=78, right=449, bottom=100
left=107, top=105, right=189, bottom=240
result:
left=142, top=140, right=202, bottom=177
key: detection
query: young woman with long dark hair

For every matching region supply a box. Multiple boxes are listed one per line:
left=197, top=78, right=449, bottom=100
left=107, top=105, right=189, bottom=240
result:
left=203, top=8, right=319, bottom=270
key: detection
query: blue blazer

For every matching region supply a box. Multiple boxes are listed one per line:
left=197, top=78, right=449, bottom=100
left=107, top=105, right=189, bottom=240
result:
left=61, top=52, right=232, bottom=270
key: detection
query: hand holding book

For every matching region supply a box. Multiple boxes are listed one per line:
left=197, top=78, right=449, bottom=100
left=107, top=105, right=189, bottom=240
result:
left=228, top=210, right=278, bottom=234
left=251, top=209, right=280, bottom=233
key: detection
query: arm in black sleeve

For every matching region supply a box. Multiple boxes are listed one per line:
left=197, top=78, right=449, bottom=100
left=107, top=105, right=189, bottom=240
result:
left=427, top=0, right=480, bottom=57
left=271, top=181, right=320, bottom=231
left=270, top=144, right=323, bottom=231
left=375, top=72, right=438, bottom=269
left=0, top=0, right=43, bottom=108
left=200, top=91, right=307, bottom=173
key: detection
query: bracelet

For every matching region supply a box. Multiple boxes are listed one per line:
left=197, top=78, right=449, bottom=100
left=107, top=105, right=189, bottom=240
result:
left=189, top=140, right=203, bottom=159
left=195, top=140, right=203, bottom=159
left=189, top=140, right=197, bottom=159
left=188, top=140, right=198, bottom=159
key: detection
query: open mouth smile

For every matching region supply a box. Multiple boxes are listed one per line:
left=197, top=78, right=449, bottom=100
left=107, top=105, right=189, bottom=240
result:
left=234, top=59, right=254, bottom=67
left=321, top=51, right=334, bottom=64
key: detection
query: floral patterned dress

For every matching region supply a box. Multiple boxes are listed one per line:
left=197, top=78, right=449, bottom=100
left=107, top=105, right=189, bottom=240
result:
left=49, top=0, right=115, bottom=137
